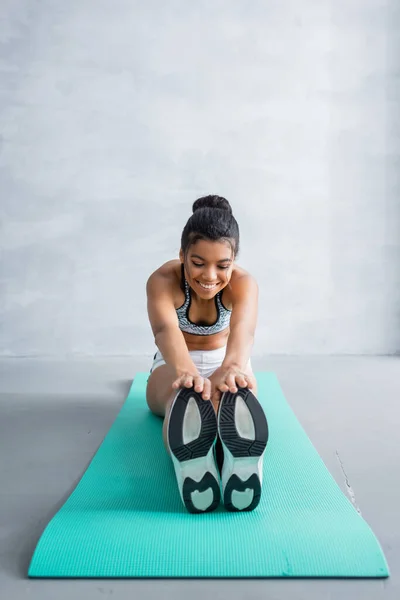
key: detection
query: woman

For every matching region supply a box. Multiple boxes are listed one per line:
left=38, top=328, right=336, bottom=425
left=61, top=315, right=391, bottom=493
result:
left=146, top=195, right=268, bottom=514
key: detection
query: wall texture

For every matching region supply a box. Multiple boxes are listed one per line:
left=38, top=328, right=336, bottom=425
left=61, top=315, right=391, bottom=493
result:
left=1, top=0, right=399, bottom=357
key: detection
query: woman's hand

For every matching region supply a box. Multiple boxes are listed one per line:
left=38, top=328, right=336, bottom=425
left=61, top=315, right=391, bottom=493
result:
left=208, top=366, right=256, bottom=407
left=172, top=371, right=212, bottom=401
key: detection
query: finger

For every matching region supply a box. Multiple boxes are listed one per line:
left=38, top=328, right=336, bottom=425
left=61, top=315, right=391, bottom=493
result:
left=202, top=378, right=211, bottom=401
left=246, top=377, right=255, bottom=389
left=249, top=374, right=258, bottom=389
left=183, top=375, right=194, bottom=388
left=215, top=381, right=229, bottom=392
left=226, top=373, right=238, bottom=393
left=218, top=382, right=229, bottom=393
left=193, top=375, right=204, bottom=393
left=172, top=379, right=181, bottom=390
left=236, top=373, right=248, bottom=388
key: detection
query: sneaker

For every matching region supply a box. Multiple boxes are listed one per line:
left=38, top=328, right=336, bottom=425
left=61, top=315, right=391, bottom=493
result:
left=167, top=387, right=221, bottom=514
left=217, top=387, right=269, bottom=512
left=213, top=434, right=224, bottom=475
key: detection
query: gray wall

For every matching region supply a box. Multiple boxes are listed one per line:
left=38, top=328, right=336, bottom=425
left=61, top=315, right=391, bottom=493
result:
left=1, top=0, right=399, bottom=358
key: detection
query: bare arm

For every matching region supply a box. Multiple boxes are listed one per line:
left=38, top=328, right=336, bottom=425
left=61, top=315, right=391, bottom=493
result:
left=147, top=271, right=195, bottom=373
left=207, top=273, right=258, bottom=402
left=222, top=273, right=258, bottom=371
left=146, top=271, right=211, bottom=399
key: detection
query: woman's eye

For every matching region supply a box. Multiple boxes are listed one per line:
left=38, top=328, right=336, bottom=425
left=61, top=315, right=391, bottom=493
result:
left=192, top=263, right=229, bottom=269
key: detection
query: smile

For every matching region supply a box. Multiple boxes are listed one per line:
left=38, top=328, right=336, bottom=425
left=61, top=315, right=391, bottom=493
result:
left=196, top=281, right=219, bottom=290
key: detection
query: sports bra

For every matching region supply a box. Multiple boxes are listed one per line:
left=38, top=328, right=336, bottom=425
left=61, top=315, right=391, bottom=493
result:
left=176, top=264, right=232, bottom=336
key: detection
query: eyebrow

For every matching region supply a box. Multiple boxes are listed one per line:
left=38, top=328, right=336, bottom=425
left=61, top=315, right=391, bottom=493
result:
left=190, top=254, right=232, bottom=263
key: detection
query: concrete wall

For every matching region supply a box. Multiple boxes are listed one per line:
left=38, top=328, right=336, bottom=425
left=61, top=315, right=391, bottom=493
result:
left=1, top=0, right=399, bottom=358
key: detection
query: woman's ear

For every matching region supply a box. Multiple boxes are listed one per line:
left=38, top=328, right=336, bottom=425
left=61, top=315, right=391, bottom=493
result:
left=179, top=249, right=184, bottom=263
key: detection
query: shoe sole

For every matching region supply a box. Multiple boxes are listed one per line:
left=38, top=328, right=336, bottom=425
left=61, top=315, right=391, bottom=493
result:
left=167, top=387, right=220, bottom=514
left=218, top=388, right=268, bottom=512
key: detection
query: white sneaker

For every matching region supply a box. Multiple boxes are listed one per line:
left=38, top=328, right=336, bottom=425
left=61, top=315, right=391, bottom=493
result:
left=167, top=388, right=221, bottom=514
left=217, top=388, right=269, bottom=512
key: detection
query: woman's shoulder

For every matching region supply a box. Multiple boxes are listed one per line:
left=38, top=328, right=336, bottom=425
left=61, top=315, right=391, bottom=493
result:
left=221, top=264, right=257, bottom=306
left=146, top=260, right=183, bottom=301
left=231, top=263, right=255, bottom=281
left=228, top=264, right=258, bottom=290
left=148, top=259, right=181, bottom=281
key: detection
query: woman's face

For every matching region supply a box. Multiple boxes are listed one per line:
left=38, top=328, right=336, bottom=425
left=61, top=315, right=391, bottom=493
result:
left=179, top=239, right=235, bottom=299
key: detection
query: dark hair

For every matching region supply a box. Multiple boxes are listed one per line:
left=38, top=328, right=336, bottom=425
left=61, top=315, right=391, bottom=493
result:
left=180, top=195, right=240, bottom=258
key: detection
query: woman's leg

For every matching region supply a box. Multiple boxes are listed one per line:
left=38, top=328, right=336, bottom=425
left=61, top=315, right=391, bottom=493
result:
left=146, top=358, right=221, bottom=514
left=217, top=363, right=268, bottom=512
left=146, top=363, right=180, bottom=452
left=146, top=350, right=258, bottom=450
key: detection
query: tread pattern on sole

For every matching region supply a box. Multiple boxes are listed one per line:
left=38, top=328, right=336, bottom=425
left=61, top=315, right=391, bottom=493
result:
left=183, top=473, right=221, bottom=514
left=224, top=474, right=262, bottom=512
left=218, top=388, right=269, bottom=512
left=169, top=388, right=218, bottom=461
left=218, top=388, right=269, bottom=458
left=168, top=388, right=220, bottom=514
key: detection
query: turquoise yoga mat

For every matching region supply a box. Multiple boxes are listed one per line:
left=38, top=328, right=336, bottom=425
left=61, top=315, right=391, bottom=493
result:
left=28, top=372, right=389, bottom=578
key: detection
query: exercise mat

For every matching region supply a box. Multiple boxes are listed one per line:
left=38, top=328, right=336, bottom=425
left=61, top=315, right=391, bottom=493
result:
left=28, top=372, right=389, bottom=578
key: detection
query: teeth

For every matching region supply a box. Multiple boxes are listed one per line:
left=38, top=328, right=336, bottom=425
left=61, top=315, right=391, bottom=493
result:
left=197, top=282, right=217, bottom=290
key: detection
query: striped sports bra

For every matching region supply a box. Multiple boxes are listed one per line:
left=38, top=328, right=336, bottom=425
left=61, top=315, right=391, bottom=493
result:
left=176, top=264, right=232, bottom=336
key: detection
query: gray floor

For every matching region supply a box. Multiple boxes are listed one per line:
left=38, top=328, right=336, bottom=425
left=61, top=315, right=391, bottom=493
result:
left=0, top=356, right=398, bottom=599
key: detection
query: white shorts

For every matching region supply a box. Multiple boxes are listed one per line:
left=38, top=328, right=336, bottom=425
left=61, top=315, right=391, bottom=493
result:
left=150, top=346, right=252, bottom=379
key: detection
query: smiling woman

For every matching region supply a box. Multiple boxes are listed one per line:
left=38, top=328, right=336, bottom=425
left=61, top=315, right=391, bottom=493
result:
left=145, top=195, right=269, bottom=514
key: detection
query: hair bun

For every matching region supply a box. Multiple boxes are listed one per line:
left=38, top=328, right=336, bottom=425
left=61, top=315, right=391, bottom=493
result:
left=192, top=195, right=232, bottom=215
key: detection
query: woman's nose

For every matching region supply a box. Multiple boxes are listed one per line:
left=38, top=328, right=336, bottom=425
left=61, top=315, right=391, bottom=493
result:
left=204, top=267, right=217, bottom=281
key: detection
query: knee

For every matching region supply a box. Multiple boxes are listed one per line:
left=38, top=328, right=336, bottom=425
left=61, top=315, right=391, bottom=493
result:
left=146, top=381, right=175, bottom=419
left=146, top=396, right=164, bottom=418
left=146, top=392, right=160, bottom=417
